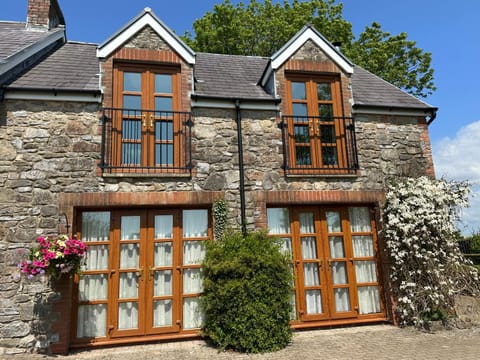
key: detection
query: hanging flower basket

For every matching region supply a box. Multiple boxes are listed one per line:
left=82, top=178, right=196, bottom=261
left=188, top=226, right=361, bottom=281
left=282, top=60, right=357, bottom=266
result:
left=18, top=235, right=87, bottom=280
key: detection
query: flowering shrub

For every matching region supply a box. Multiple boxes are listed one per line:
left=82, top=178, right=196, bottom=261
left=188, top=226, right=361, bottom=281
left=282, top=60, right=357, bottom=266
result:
left=18, top=235, right=87, bottom=279
left=384, top=176, right=480, bottom=326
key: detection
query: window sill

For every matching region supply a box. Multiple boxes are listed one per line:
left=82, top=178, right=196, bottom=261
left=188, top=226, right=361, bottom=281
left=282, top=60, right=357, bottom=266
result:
left=102, top=172, right=191, bottom=179
left=284, top=169, right=359, bottom=178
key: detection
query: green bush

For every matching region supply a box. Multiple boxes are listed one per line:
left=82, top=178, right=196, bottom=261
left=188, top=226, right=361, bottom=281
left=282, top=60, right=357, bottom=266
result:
left=201, top=230, right=293, bottom=353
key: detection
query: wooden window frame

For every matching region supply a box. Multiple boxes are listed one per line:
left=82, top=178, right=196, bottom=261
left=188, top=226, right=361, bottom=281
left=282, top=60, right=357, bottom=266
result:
left=284, top=73, right=352, bottom=175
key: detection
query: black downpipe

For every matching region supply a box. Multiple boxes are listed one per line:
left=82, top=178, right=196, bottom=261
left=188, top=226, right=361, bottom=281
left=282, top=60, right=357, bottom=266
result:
left=235, top=100, right=247, bottom=236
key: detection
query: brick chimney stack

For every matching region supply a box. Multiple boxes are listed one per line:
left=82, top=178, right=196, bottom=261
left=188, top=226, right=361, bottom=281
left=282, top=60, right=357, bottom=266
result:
left=26, top=0, right=65, bottom=31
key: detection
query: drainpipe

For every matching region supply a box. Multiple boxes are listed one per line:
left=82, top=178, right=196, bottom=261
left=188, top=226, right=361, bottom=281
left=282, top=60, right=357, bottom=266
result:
left=235, top=99, right=247, bottom=237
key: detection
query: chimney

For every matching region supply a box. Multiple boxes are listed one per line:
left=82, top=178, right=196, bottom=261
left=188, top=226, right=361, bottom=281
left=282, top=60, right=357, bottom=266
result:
left=26, top=0, right=65, bottom=31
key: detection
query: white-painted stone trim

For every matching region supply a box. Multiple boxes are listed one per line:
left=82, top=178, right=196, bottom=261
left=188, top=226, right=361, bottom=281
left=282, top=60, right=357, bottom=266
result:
left=192, top=98, right=279, bottom=111
left=4, top=90, right=102, bottom=103
left=97, top=11, right=195, bottom=64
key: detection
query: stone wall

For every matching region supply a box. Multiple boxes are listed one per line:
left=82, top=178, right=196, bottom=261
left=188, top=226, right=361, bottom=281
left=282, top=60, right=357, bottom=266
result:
left=0, top=96, right=434, bottom=353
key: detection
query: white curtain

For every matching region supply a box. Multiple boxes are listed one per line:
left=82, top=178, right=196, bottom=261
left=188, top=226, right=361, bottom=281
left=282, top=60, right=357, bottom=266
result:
left=352, top=236, right=374, bottom=257
left=349, top=207, right=371, bottom=232
left=305, top=290, right=322, bottom=314
left=121, top=216, right=140, bottom=240
left=183, top=268, right=202, bottom=294
left=82, top=245, right=109, bottom=271
left=358, top=286, right=381, bottom=314
left=326, top=211, right=341, bottom=233
left=329, top=236, right=345, bottom=258
left=120, top=244, right=139, bottom=269
left=154, top=242, right=172, bottom=267
left=154, top=270, right=172, bottom=296
left=278, top=237, right=293, bottom=257
left=119, top=272, right=138, bottom=299
left=267, top=208, right=290, bottom=234
left=153, top=300, right=172, bottom=327
left=81, top=212, right=110, bottom=242
left=183, top=241, right=206, bottom=265
left=183, top=210, right=208, bottom=237
left=155, top=215, right=173, bottom=238
left=332, top=262, right=348, bottom=284
left=290, top=292, right=297, bottom=320
left=334, top=288, right=350, bottom=312
left=303, top=264, right=319, bottom=286
left=183, top=297, right=204, bottom=329
left=77, top=304, right=107, bottom=338
left=118, top=302, right=138, bottom=330
left=301, top=237, right=317, bottom=259
left=299, top=212, right=314, bottom=233
left=355, top=261, right=377, bottom=283
left=78, top=274, right=108, bottom=301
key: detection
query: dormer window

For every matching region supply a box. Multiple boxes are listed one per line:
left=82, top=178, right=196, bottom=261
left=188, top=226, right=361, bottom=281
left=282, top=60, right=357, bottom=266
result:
left=281, top=73, right=358, bottom=175
left=101, top=63, right=192, bottom=175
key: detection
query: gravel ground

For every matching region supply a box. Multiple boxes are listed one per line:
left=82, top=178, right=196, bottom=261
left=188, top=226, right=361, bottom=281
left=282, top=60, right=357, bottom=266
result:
left=2, top=325, right=480, bottom=360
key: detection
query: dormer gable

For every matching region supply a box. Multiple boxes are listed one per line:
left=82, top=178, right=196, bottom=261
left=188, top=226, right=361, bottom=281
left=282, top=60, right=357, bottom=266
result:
left=97, top=8, right=195, bottom=65
left=270, top=25, right=353, bottom=74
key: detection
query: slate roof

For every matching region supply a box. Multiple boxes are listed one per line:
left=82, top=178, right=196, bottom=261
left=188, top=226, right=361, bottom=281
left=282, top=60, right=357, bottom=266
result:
left=194, top=52, right=274, bottom=100
left=7, top=42, right=100, bottom=92
left=351, top=65, right=434, bottom=110
left=0, top=21, right=63, bottom=62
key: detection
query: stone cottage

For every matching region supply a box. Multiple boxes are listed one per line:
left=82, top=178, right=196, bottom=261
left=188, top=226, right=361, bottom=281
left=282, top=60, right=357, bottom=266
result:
left=0, top=0, right=437, bottom=354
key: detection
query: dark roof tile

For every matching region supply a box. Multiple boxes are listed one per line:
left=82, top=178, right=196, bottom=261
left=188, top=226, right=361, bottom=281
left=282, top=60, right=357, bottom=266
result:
left=7, top=42, right=100, bottom=92
left=194, top=52, right=274, bottom=100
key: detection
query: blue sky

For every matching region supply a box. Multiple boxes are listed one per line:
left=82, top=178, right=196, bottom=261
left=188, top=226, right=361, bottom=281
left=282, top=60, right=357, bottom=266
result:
left=3, top=0, right=479, bottom=232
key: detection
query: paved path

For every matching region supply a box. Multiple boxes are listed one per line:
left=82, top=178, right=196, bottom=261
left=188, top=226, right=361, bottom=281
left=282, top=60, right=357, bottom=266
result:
left=3, top=325, right=480, bottom=360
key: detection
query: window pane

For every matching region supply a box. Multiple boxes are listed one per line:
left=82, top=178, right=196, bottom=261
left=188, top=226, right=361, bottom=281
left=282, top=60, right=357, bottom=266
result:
left=267, top=208, right=290, bottom=234
left=355, top=260, right=377, bottom=283
left=155, top=121, right=173, bottom=141
left=278, top=237, right=293, bottom=258
left=319, top=104, right=333, bottom=118
left=183, top=209, right=208, bottom=237
left=155, top=97, right=172, bottom=112
left=118, top=302, right=138, bottom=330
left=154, top=242, right=173, bottom=266
left=293, top=103, right=307, bottom=116
left=299, top=212, right=315, bottom=233
left=183, top=241, right=206, bottom=265
left=122, top=143, right=141, bottom=165
left=155, top=215, right=173, bottom=239
left=123, top=95, right=141, bottom=110
left=349, top=207, right=372, bottom=232
left=305, top=290, right=322, bottom=314
left=294, top=125, right=310, bottom=143
left=322, top=147, right=338, bottom=166
left=291, top=82, right=306, bottom=99
left=334, top=288, right=351, bottom=312
left=352, top=236, right=374, bottom=257
left=121, top=216, right=140, bottom=240
left=81, top=212, right=110, bottom=242
left=119, top=272, right=139, bottom=298
left=155, top=144, right=173, bottom=165
left=326, top=212, right=341, bottom=233
left=120, top=244, right=139, bottom=269
left=320, top=125, right=336, bottom=143
left=317, top=82, right=332, bottom=100
left=77, top=304, right=107, bottom=338
left=82, top=245, right=109, bottom=270
left=301, top=237, right=317, bottom=259
left=329, top=236, right=345, bottom=258
left=155, top=74, right=172, bottom=93
left=79, top=274, right=108, bottom=301
left=183, top=268, right=203, bottom=294
left=332, top=262, right=348, bottom=284
left=153, top=300, right=172, bottom=327
left=122, top=119, right=141, bottom=140
left=303, top=263, right=320, bottom=286
left=123, top=72, right=141, bottom=92
left=358, top=286, right=381, bottom=314
left=183, top=297, right=203, bottom=329
left=154, top=270, right=172, bottom=296
left=295, top=146, right=311, bottom=165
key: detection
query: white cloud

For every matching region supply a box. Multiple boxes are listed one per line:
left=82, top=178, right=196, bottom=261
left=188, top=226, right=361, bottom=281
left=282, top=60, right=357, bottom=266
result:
left=433, top=120, right=480, bottom=234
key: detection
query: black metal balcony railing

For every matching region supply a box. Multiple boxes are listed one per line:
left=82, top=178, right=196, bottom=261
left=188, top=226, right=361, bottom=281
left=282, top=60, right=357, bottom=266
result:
left=280, top=115, right=359, bottom=175
left=100, top=108, right=193, bottom=175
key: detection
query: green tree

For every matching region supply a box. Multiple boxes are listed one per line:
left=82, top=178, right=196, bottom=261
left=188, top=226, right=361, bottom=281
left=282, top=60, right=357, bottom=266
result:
left=182, top=0, right=435, bottom=98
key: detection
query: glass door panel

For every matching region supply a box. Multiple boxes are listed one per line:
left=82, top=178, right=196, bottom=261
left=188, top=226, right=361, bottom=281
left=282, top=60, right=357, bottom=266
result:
left=117, top=215, right=141, bottom=331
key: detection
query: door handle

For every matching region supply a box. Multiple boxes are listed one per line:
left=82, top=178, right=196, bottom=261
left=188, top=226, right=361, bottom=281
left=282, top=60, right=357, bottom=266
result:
left=150, top=115, right=154, bottom=128
left=142, top=114, right=146, bottom=128
left=137, top=267, right=144, bottom=280
left=148, top=267, right=155, bottom=280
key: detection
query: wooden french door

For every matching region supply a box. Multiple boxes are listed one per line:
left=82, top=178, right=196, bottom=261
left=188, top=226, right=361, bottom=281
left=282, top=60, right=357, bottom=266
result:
left=268, top=206, right=384, bottom=324
left=113, top=64, right=181, bottom=168
left=75, top=209, right=208, bottom=342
